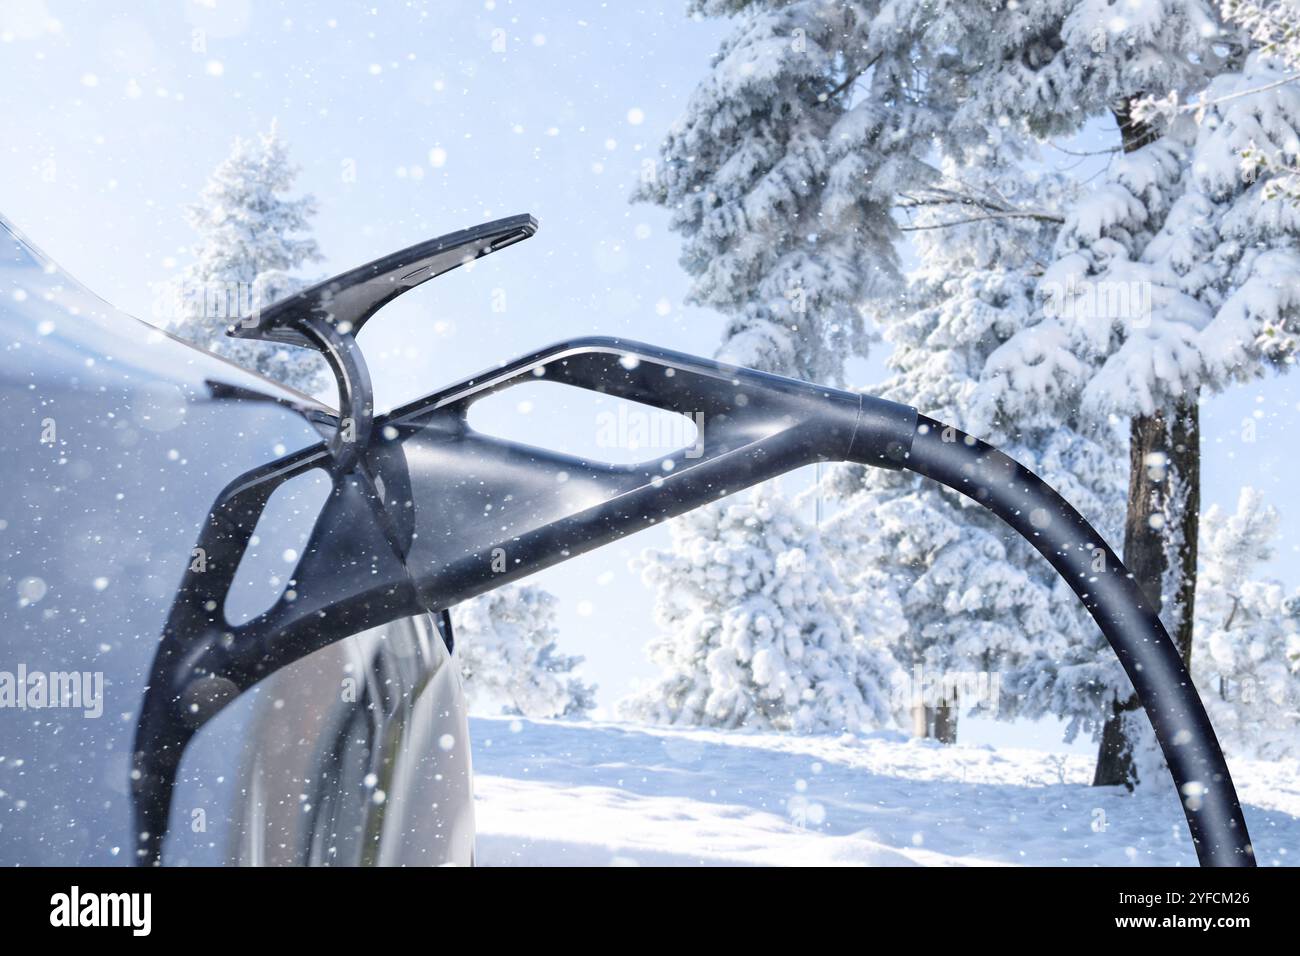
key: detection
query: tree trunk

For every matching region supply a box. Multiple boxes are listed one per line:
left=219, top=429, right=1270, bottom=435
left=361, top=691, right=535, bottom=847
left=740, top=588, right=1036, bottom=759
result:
left=1093, top=398, right=1200, bottom=787
left=911, top=691, right=959, bottom=744
left=1092, top=101, right=1201, bottom=789
left=932, top=694, right=958, bottom=745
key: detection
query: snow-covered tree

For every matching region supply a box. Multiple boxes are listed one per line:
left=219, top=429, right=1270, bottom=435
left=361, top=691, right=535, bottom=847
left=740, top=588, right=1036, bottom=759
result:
left=982, top=40, right=1300, bottom=783
left=827, top=150, right=1129, bottom=743
left=1193, top=487, right=1300, bottom=759
left=647, top=1, right=1300, bottom=781
left=1193, top=52, right=1300, bottom=378
left=1224, top=0, right=1300, bottom=205
left=634, top=0, right=941, bottom=385
left=1224, top=0, right=1300, bottom=63
left=644, top=0, right=1230, bottom=386
left=452, top=585, right=595, bottom=720
left=622, top=484, right=904, bottom=734
left=164, top=122, right=330, bottom=394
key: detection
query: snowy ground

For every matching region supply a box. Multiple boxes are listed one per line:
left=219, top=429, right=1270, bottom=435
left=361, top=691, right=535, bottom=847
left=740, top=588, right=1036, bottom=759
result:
left=469, top=716, right=1300, bottom=867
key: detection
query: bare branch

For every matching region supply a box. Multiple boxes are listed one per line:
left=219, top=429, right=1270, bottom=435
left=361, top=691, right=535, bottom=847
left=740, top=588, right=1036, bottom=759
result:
left=1047, top=141, right=1121, bottom=157
left=897, top=209, right=1065, bottom=231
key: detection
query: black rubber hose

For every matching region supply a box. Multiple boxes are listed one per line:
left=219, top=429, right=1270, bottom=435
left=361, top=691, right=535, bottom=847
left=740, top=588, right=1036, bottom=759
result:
left=894, top=415, right=1253, bottom=867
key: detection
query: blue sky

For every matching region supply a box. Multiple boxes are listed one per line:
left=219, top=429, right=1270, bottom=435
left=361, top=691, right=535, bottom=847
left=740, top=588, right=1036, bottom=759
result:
left=3, top=1, right=1297, bottom=744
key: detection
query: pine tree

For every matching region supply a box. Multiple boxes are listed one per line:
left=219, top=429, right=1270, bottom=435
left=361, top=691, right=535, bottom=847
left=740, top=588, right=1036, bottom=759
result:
left=828, top=150, right=1129, bottom=743
left=942, top=0, right=1236, bottom=786
left=1193, top=51, right=1300, bottom=379
left=634, top=0, right=940, bottom=385
left=1193, top=487, right=1300, bottom=759
left=646, top=1, right=1300, bottom=780
left=622, top=485, right=903, bottom=734
left=1223, top=0, right=1300, bottom=204
left=452, top=585, right=595, bottom=720
left=983, top=40, right=1300, bottom=783
left=979, top=126, right=1208, bottom=781
left=165, top=122, right=329, bottom=394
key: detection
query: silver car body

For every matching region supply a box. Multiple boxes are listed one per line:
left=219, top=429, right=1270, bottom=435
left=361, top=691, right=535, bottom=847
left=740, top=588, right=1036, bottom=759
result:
left=0, top=217, right=473, bottom=866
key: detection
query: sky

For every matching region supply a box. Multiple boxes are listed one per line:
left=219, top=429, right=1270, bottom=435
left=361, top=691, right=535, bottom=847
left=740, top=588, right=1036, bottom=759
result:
left=2, top=0, right=1298, bottom=747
